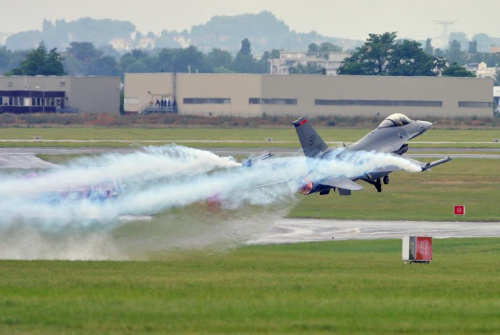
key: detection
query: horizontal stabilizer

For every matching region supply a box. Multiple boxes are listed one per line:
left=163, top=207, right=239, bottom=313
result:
left=321, top=177, right=364, bottom=191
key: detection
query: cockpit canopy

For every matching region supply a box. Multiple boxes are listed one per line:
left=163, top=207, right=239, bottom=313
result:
left=378, top=113, right=412, bottom=128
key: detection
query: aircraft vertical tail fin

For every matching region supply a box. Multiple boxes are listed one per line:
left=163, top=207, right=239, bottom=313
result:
left=293, top=117, right=329, bottom=157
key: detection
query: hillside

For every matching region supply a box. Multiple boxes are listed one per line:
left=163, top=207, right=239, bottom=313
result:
left=5, top=12, right=358, bottom=55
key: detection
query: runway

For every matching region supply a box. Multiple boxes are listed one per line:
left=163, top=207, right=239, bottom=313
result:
left=251, top=218, right=500, bottom=244
left=1, top=147, right=499, bottom=169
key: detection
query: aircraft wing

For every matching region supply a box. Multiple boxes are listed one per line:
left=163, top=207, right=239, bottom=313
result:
left=405, top=156, right=452, bottom=172
left=420, top=156, right=452, bottom=171
left=320, top=177, right=364, bottom=191
left=242, top=152, right=273, bottom=167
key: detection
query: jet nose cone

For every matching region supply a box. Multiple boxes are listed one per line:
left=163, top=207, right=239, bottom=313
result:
left=419, top=121, right=433, bottom=132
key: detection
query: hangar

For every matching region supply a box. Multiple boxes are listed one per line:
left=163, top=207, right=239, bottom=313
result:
left=0, top=76, right=121, bottom=114
left=124, top=73, right=494, bottom=118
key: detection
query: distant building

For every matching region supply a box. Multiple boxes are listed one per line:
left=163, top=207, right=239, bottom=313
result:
left=494, top=86, right=500, bottom=115
left=124, top=73, right=494, bottom=118
left=0, top=76, right=121, bottom=114
left=269, top=51, right=351, bottom=75
left=476, top=62, right=497, bottom=79
left=490, top=46, right=500, bottom=54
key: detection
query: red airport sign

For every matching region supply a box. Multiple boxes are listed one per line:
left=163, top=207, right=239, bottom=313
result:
left=454, top=205, right=465, bottom=216
left=415, top=236, right=433, bottom=261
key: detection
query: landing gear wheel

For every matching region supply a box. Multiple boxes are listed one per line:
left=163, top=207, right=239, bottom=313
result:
left=375, top=179, right=382, bottom=192
left=383, top=175, right=389, bottom=185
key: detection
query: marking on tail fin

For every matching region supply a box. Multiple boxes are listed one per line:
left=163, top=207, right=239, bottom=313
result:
left=293, top=117, right=328, bottom=158
left=294, top=118, right=308, bottom=127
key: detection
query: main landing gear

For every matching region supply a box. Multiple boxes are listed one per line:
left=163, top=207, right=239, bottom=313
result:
left=375, top=176, right=390, bottom=192
left=361, top=175, right=389, bottom=193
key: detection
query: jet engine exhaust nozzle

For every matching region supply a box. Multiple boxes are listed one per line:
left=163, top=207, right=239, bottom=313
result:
left=298, top=178, right=314, bottom=195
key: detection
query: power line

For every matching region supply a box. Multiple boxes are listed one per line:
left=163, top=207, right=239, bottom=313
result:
left=433, top=20, right=457, bottom=49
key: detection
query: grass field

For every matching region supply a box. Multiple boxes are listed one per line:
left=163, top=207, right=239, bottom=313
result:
left=1, top=238, right=500, bottom=334
left=1, top=127, right=500, bottom=148
left=1, top=126, right=500, bottom=334
left=290, top=158, right=500, bottom=221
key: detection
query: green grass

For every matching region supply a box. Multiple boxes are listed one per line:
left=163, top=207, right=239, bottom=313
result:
left=1, top=238, right=500, bottom=334
left=1, top=127, right=499, bottom=148
left=290, top=158, right=500, bottom=221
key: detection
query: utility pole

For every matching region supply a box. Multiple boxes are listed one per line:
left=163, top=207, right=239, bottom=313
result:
left=434, top=20, right=456, bottom=49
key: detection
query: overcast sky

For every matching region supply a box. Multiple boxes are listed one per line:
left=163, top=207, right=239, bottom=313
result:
left=1, top=0, right=497, bottom=43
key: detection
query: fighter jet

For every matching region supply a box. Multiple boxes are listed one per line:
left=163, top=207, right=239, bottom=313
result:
left=293, top=113, right=451, bottom=196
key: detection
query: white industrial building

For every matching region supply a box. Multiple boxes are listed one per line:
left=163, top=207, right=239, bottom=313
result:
left=124, top=73, right=494, bottom=119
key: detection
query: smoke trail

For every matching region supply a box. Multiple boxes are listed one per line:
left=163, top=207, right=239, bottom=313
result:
left=0, top=145, right=422, bottom=260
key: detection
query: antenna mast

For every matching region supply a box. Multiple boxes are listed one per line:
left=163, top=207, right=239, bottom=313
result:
left=434, top=20, right=456, bottom=49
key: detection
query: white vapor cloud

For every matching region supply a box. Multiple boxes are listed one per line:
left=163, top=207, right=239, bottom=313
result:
left=0, top=145, right=421, bottom=260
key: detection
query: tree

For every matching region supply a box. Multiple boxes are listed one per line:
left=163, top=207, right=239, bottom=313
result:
left=447, top=40, right=463, bottom=65
left=387, top=40, right=445, bottom=76
left=176, top=46, right=209, bottom=73
left=308, top=43, right=319, bottom=52
left=471, top=33, right=492, bottom=53
left=434, top=48, right=445, bottom=58
left=442, top=63, right=475, bottom=77
left=120, top=49, right=155, bottom=74
left=64, top=42, right=106, bottom=75
left=6, top=42, right=65, bottom=76
left=206, top=48, right=233, bottom=72
left=66, top=42, right=102, bottom=62
left=239, top=38, right=252, bottom=56
left=289, top=62, right=325, bottom=74
left=338, top=32, right=397, bottom=75
left=468, top=41, right=478, bottom=55
left=255, top=49, right=281, bottom=74
left=338, top=32, right=446, bottom=77
left=448, top=32, right=468, bottom=51
left=0, top=47, right=11, bottom=73
left=424, top=38, right=434, bottom=55
left=232, top=38, right=258, bottom=73
left=90, top=56, right=119, bottom=76
left=154, top=46, right=209, bottom=73
left=45, top=48, right=66, bottom=75
left=317, top=42, right=342, bottom=52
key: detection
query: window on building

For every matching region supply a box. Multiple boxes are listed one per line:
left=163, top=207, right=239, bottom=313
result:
left=249, top=98, right=297, bottom=105
left=315, top=99, right=443, bottom=107
left=7, top=82, right=13, bottom=88
left=183, top=98, right=231, bottom=104
left=458, top=101, right=493, bottom=108
left=60, top=82, right=66, bottom=88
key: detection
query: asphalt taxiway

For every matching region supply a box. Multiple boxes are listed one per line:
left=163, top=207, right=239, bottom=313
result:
left=251, top=218, right=500, bottom=244
left=1, top=147, right=500, bottom=170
